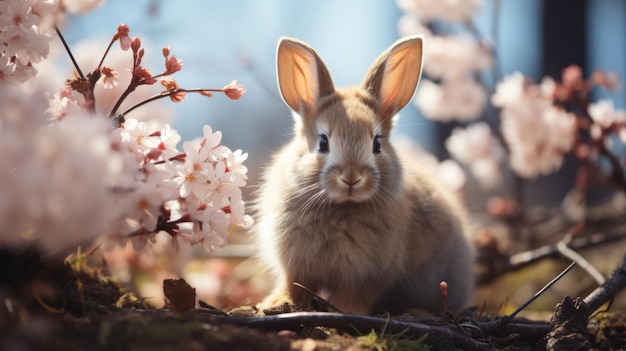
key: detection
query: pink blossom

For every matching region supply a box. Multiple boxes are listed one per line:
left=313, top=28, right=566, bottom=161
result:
left=162, top=46, right=171, bottom=57
left=134, top=66, right=157, bottom=85
left=47, top=86, right=82, bottom=120
left=421, top=35, right=492, bottom=79
left=130, top=37, right=141, bottom=53
left=0, top=110, right=126, bottom=251
left=164, top=55, right=183, bottom=75
left=501, top=102, right=576, bottom=179
left=491, top=72, right=526, bottom=108
left=62, top=0, right=103, bottom=14
left=446, top=122, right=505, bottom=188
left=100, top=66, right=119, bottom=89
left=588, top=100, right=626, bottom=128
left=116, top=24, right=133, bottom=51
left=223, top=80, right=246, bottom=100
left=397, top=0, right=484, bottom=22
left=0, top=0, right=56, bottom=82
left=415, top=76, right=487, bottom=122
left=160, top=77, right=186, bottom=102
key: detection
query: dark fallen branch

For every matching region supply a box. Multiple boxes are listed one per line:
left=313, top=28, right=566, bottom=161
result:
left=84, top=301, right=553, bottom=351
left=208, top=312, right=494, bottom=351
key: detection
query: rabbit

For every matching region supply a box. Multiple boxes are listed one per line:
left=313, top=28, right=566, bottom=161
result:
left=254, top=35, right=474, bottom=316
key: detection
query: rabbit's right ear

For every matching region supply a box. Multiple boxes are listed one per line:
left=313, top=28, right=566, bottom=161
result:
left=276, top=37, right=335, bottom=120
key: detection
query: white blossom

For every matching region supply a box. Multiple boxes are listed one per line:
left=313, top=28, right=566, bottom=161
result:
left=0, top=107, right=126, bottom=250
left=396, top=0, right=484, bottom=22
left=446, top=122, right=505, bottom=188
left=588, top=99, right=626, bottom=128
left=491, top=71, right=527, bottom=108
left=491, top=73, right=579, bottom=178
left=415, top=76, right=487, bottom=122
left=397, top=14, right=432, bottom=37
left=422, top=35, right=492, bottom=79
left=0, top=0, right=58, bottom=82
left=61, top=0, right=104, bottom=14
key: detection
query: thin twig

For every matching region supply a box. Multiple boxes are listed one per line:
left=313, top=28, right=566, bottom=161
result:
left=507, top=261, right=576, bottom=320
left=292, top=282, right=343, bottom=313
left=116, top=88, right=224, bottom=119
left=97, top=37, right=116, bottom=70
left=55, top=26, right=84, bottom=79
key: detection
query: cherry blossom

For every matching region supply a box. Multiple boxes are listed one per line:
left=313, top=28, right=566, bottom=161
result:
left=157, top=124, right=182, bottom=159
left=161, top=77, right=186, bottom=102
left=223, top=80, right=246, bottom=100
left=491, top=72, right=527, bottom=108
left=3, top=19, right=252, bottom=257
left=115, top=24, right=132, bottom=50
left=0, top=109, right=127, bottom=250
left=422, top=36, right=493, bottom=79
left=0, top=0, right=58, bottom=82
left=164, top=54, right=183, bottom=75
left=397, top=0, right=484, bottom=22
left=61, top=0, right=104, bottom=14
left=174, top=141, right=213, bottom=199
left=119, top=118, right=159, bottom=156
left=446, top=122, right=505, bottom=188
left=100, top=66, right=119, bottom=89
left=588, top=100, right=626, bottom=129
left=415, top=76, right=487, bottom=121
left=495, top=75, right=577, bottom=179
left=47, top=86, right=82, bottom=120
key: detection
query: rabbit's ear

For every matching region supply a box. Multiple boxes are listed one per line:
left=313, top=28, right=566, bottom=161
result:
left=276, top=37, right=335, bottom=120
left=361, top=35, right=424, bottom=123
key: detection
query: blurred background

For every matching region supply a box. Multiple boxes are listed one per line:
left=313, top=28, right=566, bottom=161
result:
left=59, top=0, right=626, bottom=169
left=54, top=0, right=626, bottom=315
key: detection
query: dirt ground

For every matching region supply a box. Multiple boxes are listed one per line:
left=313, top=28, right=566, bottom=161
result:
left=2, top=245, right=626, bottom=351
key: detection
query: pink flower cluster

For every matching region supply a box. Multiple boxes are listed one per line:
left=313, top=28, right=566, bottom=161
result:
left=0, top=93, right=124, bottom=249
left=445, top=122, right=505, bottom=188
left=1, top=20, right=251, bottom=254
left=398, top=0, right=492, bottom=122
left=492, top=73, right=577, bottom=179
left=110, top=120, right=253, bottom=253
left=0, top=0, right=57, bottom=83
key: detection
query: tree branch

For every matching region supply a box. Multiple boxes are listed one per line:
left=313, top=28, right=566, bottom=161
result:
left=583, top=253, right=626, bottom=316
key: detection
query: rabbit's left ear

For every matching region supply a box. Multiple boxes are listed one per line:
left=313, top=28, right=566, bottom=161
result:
left=361, top=35, right=424, bottom=123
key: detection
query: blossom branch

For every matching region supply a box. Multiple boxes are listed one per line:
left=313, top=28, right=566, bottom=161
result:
left=133, top=217, right=189, bottom=238
left=96, top=35, right=116, bottom=70
left=117, top=87, right=244, bottom=120
left=55, top=26, right=85, bottom=79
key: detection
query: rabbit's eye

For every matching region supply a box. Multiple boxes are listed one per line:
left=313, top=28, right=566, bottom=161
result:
left=319, top=134, right=329, bottom=153
left=373, top=135, right=382, bottom=154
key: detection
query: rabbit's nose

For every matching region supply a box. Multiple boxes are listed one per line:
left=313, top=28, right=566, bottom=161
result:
left=341, top=176, right=362, bottom=186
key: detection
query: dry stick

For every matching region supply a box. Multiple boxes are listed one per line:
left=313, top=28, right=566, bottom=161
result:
left=479, top=230, right=626, bottom=285
left=583, top=253, right=626, bottom=316
left=556, top=238, right=605, bottom=285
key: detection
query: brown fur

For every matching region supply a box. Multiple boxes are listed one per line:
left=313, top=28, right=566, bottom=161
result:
left=254, top=36, right=474, bottom=315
